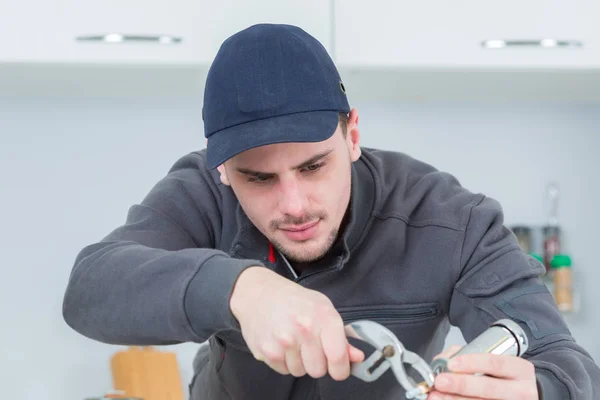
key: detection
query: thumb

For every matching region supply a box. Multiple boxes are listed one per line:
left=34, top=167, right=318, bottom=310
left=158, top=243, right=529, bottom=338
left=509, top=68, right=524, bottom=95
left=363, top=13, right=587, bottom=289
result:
left=348, top=343, right=365, bottom=363
left=433, top=344, right=462, bottom=361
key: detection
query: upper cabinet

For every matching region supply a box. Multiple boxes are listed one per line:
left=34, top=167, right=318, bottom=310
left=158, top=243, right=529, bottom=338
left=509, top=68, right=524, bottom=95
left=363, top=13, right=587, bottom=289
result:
left=333, top=0, right=600, bottom=69
left=0, top=0, right=332, bottom=64
left=4, top=0, right=600, bottom=100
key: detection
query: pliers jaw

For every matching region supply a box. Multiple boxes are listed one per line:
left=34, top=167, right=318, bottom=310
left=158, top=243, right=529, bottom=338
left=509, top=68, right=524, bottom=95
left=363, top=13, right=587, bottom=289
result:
left=345, top=320, right=435, bottom=399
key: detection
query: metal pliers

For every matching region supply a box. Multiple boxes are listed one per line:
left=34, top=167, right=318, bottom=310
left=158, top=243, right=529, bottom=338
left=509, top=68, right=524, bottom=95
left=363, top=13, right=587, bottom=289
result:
left=345, top=320, right=436, bottom=400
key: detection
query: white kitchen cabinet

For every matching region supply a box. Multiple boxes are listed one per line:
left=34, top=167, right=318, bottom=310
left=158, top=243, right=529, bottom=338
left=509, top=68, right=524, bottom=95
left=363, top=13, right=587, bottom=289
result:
left=0, top=0, right=331, bottom=64
left=334, top=0, right=600, bottom=69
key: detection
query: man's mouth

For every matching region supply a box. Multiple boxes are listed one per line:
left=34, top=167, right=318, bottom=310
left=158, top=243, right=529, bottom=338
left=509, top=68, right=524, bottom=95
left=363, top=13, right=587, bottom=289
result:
left=280, top=220, right=320, bottom=241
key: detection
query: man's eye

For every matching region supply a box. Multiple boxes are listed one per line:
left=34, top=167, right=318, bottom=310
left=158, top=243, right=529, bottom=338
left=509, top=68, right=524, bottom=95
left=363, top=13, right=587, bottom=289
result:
left=305, top=162, right=325, bottom=172
left=248, top=175, right=271, bottom=183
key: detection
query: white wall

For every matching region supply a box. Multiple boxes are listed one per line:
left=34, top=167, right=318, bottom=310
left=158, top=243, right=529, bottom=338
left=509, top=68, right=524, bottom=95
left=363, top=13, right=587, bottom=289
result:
left=2, top=96, right=599, bottom=399
left=1, top=96, right=205, bottom=399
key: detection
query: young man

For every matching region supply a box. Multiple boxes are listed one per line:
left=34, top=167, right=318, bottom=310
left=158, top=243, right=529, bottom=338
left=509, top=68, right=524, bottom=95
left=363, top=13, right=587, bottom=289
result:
left=63, top=24, right=599, bottom=399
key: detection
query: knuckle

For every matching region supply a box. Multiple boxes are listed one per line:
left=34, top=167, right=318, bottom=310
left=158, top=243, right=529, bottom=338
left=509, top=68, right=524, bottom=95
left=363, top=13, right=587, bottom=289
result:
left=276, top=338, right=293, bottom=349
left=274, top=333, right=295, bottom=349
left=260, top=345, right=284, bottom=362
left=295, top=315, right=314, bottom=333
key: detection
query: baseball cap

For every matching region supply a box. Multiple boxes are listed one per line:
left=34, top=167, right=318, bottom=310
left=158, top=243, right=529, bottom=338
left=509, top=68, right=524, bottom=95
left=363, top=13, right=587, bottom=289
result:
left=202, top=23, right=350, bottom=169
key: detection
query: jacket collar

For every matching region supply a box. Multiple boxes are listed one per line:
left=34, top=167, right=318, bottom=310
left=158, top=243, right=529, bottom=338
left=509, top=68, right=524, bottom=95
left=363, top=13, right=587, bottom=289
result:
left=343, top=155, right=376, bottom=255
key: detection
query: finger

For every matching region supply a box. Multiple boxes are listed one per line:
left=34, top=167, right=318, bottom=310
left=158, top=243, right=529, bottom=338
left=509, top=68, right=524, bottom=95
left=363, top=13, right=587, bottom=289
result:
left=433, top=345, right=463, bottom=361
left=434, top=372, right=533, bottom=400
left=347, top=343, right=365, bottom=363
left=264, top=359, right=291, bottom=375
left=428, top=391, right=483, bottom=400
left=285, top=347, right=306, bottom=377
left=321, top=316, right=351, bottom=381
left=259, top=337, right=290, bottom=375
left=446, top=354, right=535, bottom=380
left=296, top=316, right=327, bottom=378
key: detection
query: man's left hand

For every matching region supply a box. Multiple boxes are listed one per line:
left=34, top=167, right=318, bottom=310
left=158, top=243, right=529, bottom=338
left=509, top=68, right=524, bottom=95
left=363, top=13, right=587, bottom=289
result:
left=427, top=346, right=538, bottom=400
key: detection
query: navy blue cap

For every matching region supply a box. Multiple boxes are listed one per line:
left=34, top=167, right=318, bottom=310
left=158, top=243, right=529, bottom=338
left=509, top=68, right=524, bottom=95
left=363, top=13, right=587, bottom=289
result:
left=203, top=23, right=350, bottom=169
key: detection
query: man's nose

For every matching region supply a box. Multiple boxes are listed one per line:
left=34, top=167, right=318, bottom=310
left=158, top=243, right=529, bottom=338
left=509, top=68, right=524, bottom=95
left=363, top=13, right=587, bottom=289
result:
left=278, top=179, right=307, bottom=218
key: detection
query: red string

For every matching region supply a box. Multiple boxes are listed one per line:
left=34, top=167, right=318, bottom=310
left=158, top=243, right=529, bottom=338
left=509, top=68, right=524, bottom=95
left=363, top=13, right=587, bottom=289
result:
left=268, top=242, right=276, bottom=263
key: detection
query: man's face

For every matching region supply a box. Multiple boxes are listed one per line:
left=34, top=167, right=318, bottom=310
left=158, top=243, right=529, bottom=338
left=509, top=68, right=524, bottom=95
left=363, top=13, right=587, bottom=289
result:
left=219, top=112, right=361, bottom=263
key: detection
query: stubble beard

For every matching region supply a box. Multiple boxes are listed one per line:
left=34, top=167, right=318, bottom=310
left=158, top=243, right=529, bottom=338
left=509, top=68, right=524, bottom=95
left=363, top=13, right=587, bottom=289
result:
left=271, top=227, right=338, bottom=263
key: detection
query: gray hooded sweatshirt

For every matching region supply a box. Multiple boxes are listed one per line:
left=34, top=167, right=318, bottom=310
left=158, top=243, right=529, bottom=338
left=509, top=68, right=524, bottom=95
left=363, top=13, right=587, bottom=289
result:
left=63, top=147, right=600, bottom=399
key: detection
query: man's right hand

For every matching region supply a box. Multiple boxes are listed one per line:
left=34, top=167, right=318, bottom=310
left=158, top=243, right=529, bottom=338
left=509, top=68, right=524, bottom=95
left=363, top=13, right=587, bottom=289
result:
left=230, top=266, right=365, bottom=380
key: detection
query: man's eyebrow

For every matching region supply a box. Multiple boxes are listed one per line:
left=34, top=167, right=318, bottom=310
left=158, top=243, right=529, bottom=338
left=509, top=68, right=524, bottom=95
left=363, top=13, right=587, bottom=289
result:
left=235, top=167, right=274, bottom=177
left=292, top=149, right=333, bottom=170
left=235, top=149, right=333, bottom=176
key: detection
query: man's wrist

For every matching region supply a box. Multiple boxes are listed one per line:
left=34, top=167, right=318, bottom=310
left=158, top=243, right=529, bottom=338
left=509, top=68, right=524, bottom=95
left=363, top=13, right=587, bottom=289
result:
left=230, top=266, right=264, bottom=320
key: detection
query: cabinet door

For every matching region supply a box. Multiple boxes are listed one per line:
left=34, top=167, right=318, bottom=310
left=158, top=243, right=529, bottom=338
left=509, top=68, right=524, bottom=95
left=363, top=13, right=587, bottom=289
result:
left=334, top=0, right=600, bottom=68
left=204, top=0, right=333, bottom=63
left=0, top=0, right=331, bottom=64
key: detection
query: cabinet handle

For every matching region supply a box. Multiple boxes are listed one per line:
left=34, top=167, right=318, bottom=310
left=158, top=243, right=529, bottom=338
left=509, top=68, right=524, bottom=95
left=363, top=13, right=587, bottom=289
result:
left=481, top=39, right=582, bottom=49
left=75, top=33, right=182, bottom=44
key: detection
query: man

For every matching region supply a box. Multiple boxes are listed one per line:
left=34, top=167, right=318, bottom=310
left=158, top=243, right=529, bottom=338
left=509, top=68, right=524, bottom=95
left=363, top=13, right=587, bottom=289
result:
left=63, top=24, right=599, bottom=399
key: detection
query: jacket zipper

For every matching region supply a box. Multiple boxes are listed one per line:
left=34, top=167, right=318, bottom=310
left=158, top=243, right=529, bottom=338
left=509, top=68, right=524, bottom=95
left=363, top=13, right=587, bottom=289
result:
left=339, top=306, right=438, bottom=325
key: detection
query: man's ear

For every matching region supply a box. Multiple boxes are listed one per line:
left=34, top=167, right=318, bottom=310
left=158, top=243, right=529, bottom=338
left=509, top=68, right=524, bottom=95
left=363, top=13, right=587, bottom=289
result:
left=217, top=164, right=231, bottom=186
left=347, top=108, right=361, bottom=162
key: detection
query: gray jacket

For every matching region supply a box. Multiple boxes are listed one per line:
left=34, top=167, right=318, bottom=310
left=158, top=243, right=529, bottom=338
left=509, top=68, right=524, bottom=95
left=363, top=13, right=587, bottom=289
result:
left=63, top=148, right=599, bottom=399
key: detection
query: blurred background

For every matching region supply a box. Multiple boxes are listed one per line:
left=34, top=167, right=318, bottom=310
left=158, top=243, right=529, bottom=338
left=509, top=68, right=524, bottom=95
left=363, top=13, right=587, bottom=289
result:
left=1, top=0, right=599, bottom=398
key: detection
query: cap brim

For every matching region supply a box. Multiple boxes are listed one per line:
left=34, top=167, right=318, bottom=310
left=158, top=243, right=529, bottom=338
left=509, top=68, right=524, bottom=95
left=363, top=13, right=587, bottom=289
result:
left=205, top=110, right=340, bottom=169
